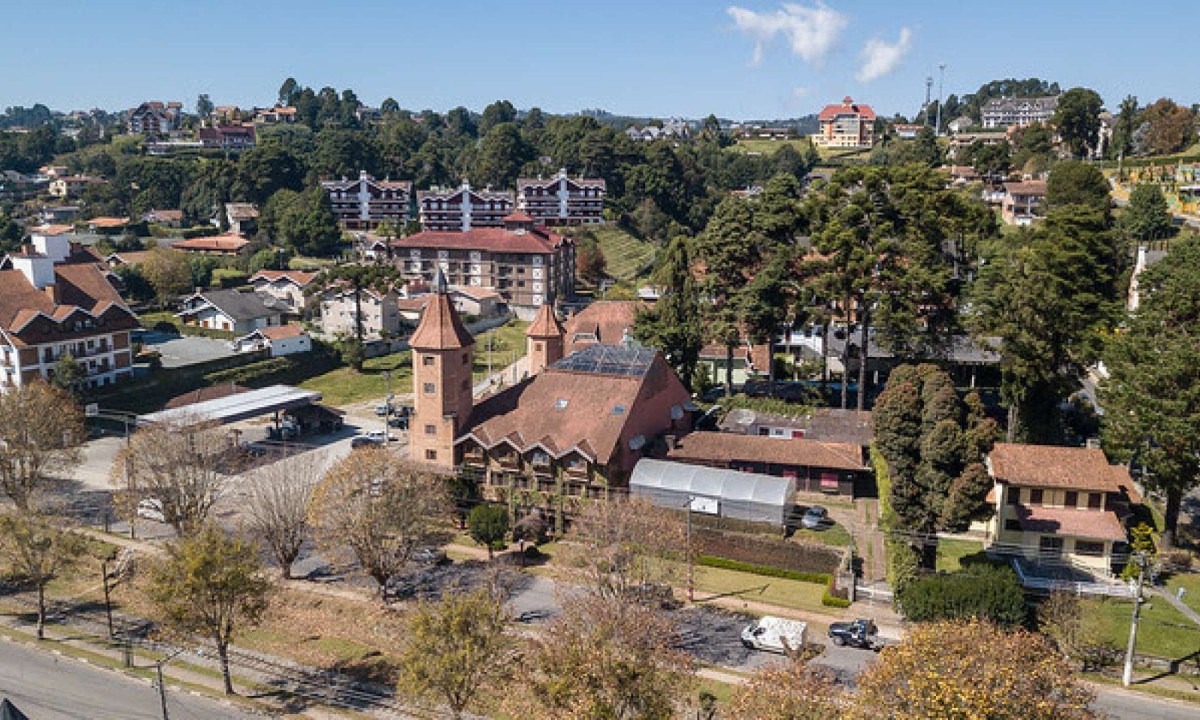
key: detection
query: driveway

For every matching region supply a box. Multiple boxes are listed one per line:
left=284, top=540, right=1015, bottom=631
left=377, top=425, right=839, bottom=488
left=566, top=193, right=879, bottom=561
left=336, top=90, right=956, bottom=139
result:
left=143, top=335, right=237, bottom=368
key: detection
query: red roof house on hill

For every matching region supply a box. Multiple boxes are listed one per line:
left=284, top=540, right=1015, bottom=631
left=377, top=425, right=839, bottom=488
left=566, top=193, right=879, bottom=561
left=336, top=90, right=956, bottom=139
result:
left=815, top=96, right=876, bottom=149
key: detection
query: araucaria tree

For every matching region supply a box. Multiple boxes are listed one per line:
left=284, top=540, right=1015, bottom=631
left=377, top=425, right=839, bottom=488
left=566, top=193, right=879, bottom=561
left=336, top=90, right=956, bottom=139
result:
left=397, top=586, right=515, bottom=719
left=246, top=455, right=319, bottom=578
left=147, top=524, right=270, bottom=695
left=1100, top=235, right=1200, bottom=545
left=874, top=364, right=997, bottom=570
left=308, top=450, right=449, bottom=598
left=633, top=236, right=704, bottom=390
left=850, top=619, right=1096, bottom=719
left=116, top=416, right=231, bottom=536
left=0, top=513, right=86, bottom=639
left=505, top=593, right=694, bottom=720
left=0, top=381, right=84, bottom=512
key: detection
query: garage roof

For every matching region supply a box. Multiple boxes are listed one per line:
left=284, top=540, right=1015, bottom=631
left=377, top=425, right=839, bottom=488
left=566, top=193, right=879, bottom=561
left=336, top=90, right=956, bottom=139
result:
left=138, top=384, right=322, bottom=427
left=630, top=459, right=794, bottom=508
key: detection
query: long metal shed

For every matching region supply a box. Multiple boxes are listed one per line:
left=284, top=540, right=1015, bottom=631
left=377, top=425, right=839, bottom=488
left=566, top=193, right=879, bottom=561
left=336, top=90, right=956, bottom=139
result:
left=629, top=459, right=795, bottom=527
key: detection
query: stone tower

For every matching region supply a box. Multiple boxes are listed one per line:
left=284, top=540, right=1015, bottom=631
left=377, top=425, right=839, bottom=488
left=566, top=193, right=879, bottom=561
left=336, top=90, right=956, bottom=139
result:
left=525, top=302, right=564, bottom=375
left=408, top=270, right=475, bottom=468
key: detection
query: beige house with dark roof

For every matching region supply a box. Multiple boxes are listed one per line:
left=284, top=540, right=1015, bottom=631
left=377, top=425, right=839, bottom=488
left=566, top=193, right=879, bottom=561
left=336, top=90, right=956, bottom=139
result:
left=985, top=443, right=1140, bottom=576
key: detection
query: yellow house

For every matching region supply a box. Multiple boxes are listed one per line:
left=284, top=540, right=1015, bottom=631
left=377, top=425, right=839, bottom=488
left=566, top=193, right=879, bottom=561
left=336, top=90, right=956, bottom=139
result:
left=984, top=443, right=1139, bottom=577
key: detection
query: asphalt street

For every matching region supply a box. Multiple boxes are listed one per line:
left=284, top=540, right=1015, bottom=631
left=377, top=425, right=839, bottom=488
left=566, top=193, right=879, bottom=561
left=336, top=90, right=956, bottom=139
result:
left=0, top=637, right=261, bottom=720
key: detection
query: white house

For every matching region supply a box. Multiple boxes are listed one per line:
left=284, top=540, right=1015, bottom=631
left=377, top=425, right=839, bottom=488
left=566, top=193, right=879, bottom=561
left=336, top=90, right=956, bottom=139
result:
left=232, top=324, right=312, bottom=357
left=176, top=289, right=282, bottom=335
left=248, top=269, right=318, bottom=314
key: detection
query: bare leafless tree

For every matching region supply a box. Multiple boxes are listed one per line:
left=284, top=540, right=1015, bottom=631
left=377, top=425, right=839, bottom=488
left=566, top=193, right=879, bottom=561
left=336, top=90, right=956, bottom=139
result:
left=564, top=495, right=686, bottom=601
left=114, top=414, right=233, bottom=536
left=0, top=382, right=85, bottom=511
left=246, top=454, right=319, bottom=579
left=308, top=449, right=450, bottom=598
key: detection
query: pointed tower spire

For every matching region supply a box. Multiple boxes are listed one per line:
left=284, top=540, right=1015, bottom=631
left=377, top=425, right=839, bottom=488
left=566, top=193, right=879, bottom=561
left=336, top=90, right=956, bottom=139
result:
left=526, top=303, right=565, bottom=375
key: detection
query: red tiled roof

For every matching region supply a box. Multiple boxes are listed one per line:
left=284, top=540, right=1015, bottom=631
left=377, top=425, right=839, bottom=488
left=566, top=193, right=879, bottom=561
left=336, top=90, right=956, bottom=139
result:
left=818, top=97, right=877, bottom=122
left=390, top=227, right=566, bottom=254
left=1003, top=180, right=1047, bottom=196
left=172, top=235, right=250, bottom=253
left=453, top=285, right=500, bottom=301
left=668, top=431, right=866, bottom=472
left=988, top=443, right=1134, bottom=494
left=88, top=216, right=130, bottom=229
left=564, top=301, right=646, bottom=354
left=397, top=296, right=430, bottom=312
left=1014, top=505, right=1127, bottom=542
left=0, top=263, right=137, bottom=346
left=526, top=304, right=564, bottom=338
left=503, top=212, right=535, bottom=222
left=462, top=352, right=691, bottom=468
left=33, top=224, right=74, bottom=236
left=408, top=292, right=473, bottom=350
left=106, top=250, right=156, bottom=266
left=248, top=269, right=317, bottom=287
left=258, top=324, right=306, bottom=340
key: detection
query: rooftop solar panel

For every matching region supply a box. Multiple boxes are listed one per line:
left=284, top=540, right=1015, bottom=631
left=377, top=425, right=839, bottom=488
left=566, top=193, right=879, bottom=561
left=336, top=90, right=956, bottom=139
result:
left=552, top=343, right=656, bottom=377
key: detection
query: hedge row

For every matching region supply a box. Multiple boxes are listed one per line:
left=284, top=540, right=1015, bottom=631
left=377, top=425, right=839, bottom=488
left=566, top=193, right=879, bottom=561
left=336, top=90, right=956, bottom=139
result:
left=696, top=555, right=831, bottom=585
left=694, top=526, right=842, bottom=576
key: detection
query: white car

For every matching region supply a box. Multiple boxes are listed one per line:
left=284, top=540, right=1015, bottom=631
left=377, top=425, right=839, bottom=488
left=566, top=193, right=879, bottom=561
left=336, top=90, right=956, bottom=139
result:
left=136, top=498, right=165, bottom=523
left=364, top=430, right=397, bottom=442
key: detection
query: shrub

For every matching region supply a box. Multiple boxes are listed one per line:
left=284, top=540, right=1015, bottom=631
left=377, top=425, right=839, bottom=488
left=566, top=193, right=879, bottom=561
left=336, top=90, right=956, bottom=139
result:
left=696, top=555, right=830, bottom=585
left=899, top=564, right=1027, bottom=627
left=205, top=357, right=294, bottom=385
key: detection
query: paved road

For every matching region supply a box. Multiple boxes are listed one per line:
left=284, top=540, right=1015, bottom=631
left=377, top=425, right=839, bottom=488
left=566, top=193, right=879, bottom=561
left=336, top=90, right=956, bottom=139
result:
left=1092, top=683, right=1200, bottom=720
left=0, top=637, right=260, bottom=720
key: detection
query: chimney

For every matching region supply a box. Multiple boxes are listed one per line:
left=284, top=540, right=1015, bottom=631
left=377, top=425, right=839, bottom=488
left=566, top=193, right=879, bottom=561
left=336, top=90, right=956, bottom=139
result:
left=43, top=283, right=61, bottom=304
left=11, top=254, right=56, bottom=290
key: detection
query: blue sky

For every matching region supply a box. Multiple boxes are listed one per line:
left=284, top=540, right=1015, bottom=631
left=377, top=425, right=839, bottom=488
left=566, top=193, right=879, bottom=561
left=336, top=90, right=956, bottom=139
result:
left=4, top=1, right=1197, bottom=120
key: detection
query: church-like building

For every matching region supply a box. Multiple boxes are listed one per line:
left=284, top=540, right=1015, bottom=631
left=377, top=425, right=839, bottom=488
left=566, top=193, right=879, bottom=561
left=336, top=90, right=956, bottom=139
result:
left=408, top=276, right=694, bottom=520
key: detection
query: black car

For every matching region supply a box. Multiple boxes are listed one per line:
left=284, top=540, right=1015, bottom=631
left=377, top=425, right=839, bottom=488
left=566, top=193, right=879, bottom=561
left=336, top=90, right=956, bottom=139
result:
left=351, top=436, right=384, bottom=450
left=828, top=618, right=881, bottom=650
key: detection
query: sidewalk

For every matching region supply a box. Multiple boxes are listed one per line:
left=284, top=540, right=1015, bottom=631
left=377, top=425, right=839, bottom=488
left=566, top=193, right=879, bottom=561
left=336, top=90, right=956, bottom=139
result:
left=1150, top=586, right=1200, bottom=627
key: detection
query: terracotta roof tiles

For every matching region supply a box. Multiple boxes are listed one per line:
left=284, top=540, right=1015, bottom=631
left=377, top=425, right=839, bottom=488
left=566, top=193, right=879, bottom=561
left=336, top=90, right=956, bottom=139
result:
left=408, top=291, right=473, bottom=350
left=667, top=431, right=866, bottom=472
left=987, top=443, right=1134, bottom=494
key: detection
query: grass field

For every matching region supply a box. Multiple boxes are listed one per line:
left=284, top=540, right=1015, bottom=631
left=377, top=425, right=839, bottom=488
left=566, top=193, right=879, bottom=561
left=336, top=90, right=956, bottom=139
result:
left=691, top=564, right=833, bottom=615
left=471, top=319, right=530, bottom=381
left=1166, top=572, right=1200, bottom=616
left=590, top=226, right=657, bottom=282
left=1086, top=595, right=1200, bottom=660
left=936, top=538, right=987, bottom=573
left=729, top=138, right=814, bottom=155
left=298, top=351, right=413, bottom=407
left=791, top=523, right=853, bottom=547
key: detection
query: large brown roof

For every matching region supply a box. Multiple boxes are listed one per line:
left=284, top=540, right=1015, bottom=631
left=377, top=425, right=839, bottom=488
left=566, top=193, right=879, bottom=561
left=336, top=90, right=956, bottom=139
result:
left=390, top=227, right=567, bottom=254
left=408, top=291, right=473, bottom=350
left=987, top=443, right=1134, bottom=494
left=564, top=301, right=646, bottom=354
left=461, top=351, right=691, bottom=468
left=526, top=304, right=563, bottom=339
left=1014, top=505, right=1127, bottom=542
left=668, top=431, right=866, bottom=472
left=818, top=97, right=877, bottom=121
left=0, top=263, right=138, bottom=346
left=173, top=234, right=250, bottom=253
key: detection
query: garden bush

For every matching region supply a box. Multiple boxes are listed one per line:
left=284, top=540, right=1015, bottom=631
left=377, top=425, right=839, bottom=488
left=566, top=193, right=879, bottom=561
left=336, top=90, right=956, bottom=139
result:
left=899, top=564, right=1027, bottom=627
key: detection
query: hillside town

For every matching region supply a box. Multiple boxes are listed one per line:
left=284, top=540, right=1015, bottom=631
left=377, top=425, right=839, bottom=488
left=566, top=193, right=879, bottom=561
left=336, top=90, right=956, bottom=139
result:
left=2, top=3, right=1200, bottom=720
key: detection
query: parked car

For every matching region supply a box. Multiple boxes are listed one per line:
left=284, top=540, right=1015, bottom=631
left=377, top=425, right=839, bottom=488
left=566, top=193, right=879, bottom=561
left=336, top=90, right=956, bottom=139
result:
left=365, top=430, right=396, bottom=442
left=136, top=498, right=165, bottom=523
left=741, top=616, right=807, bottom=654
left=828, top=618, right=882, bottom=650
left=374, top=403, right=392, bottom=417
left=351, top=436, right=384, bottom=450
left=801, top=505, right=829, bottom=530
left=388, top=415, right=409, bottom=430
left=412, top=547, right=448, bottom=566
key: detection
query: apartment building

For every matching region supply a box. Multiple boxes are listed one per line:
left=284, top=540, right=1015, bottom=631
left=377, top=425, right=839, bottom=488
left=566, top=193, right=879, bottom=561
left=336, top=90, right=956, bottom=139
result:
left=318, top=285, right=402, bottom=339
left=981, top=96, right=1059, bottom=129
left=389, top=214, right=574, bottom=310
left=517, top=169, right=606, bottom=226
left=198, top=124, right=256, bottom=152
left=320, top=171, right=413, bottom=230
left=417, top=182, right=514, bottom=232
left=1001, top=180, right=1047, bottom=226
left=813, top=97, right=876, bottom=149
left=128, top=101, right=183, bottom=136
left=0, top=232, right=138, bottom=390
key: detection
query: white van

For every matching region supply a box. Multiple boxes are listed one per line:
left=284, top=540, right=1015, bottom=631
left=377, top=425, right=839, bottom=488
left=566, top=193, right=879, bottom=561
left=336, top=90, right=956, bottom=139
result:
left=741, top=615, right=807, bottom=654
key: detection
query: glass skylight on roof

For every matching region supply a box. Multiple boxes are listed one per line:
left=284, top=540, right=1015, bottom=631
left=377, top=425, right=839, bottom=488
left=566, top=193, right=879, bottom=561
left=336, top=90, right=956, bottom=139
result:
left=612, top=404, right=626, bottom=415
left=552, top=343, right=656, bottom=377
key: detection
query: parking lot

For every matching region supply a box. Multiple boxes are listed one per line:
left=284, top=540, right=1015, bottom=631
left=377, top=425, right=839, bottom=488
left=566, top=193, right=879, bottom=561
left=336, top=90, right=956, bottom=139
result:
left=140, top=333, right=238, bottom=368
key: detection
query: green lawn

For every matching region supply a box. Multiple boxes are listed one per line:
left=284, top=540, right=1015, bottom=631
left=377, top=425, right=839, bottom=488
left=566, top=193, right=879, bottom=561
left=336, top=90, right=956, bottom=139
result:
left=691, top=564, right=832, bottom=614
left=1166, top=573, right=1200, bottom=616
left=472, top=319, right=530, bottom=382
left=791, top=524, right=853, bottom=547
left=589, top=226, right=657, bottom=282
left=936, top=538, right=987, bottom=573
left=298, top=351, right=413, bottom=407
left=1086, top=595, right=1200, bottom=660
left=729, top=138, right=813, bottom=155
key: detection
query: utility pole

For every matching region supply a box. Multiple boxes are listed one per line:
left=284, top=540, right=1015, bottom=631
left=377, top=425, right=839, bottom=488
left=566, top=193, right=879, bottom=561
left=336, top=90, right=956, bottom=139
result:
left=101, top=560, right=114, bottom=638
left=154, top=648, right=185, bottom=720
left=382, top=370, right=392, bottom=439
left=935, top=63, right=946, bottom=136
left=924, top=75, right=933, bottom=126
left=684, top=496, right=695, bottom=602
left=1122, top=552, right=1148, bottom=686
